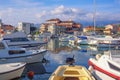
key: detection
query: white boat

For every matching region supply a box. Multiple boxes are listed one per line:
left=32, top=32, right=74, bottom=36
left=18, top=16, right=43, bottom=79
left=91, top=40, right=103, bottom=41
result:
left=77, top=36, right=98, bottom=46
left=87, top=38, right=98, bottom=46
left=59, top=36, right=69, bottom=42
left=0, top=41, right=47, bottom=64
left=49, top=65, right=95, bottom=80
left=94, top=36, right=120, bottom=48
left=77, top=36, right=88, bottom=45
left=59, top=35, right=74, bottom=42
left=2, top=32, right=47, bottom=49
left=69, top=38, right=76, bottom=46
left=88, top=54, right=120, bottom=80
left=107, top=50, right=120, bottom=64
left=0, top=62, right=26, bottom=80
left=77, top=35, right=120, bottom=47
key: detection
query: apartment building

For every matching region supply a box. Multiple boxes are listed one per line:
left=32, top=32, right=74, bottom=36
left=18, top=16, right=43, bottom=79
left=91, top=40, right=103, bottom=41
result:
left=104, top=24, right=118, bottom=34
left=17, top=22, right=35, bottom=34
left=40, top=18, right=82, bottom=34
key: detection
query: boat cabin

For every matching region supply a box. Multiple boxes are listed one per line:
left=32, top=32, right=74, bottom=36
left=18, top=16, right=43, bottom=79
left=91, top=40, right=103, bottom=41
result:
left=0, top=41, right=26, bottom=55
left=3, top=37, right=29, bottom=42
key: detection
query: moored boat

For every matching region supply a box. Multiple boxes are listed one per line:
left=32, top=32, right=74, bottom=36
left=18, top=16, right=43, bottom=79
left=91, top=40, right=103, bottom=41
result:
left=77, top=36, right=88, bottom=45
left=0, top=41, right=47, bottom=64
left=0, top=62, right=26, bottom=80
left=49, top=65, right=95, bottom=80
left=88, top=54, right=120, bottom=80
left=94, top=37, right=120, bottom=48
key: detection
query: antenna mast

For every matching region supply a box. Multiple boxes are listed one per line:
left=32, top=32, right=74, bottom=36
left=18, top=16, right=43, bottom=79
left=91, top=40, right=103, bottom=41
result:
left=93, top=0, right=96, bottom=35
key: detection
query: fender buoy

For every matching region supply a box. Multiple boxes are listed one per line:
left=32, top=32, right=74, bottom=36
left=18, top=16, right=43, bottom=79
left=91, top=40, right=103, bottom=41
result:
left=95, top=54, right=101, bottom=60
left=27, top=71, right=34, bottom=80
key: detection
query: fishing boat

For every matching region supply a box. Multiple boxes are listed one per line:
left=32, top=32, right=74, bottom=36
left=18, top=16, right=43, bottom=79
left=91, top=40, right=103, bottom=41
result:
left=49, top=65, right=95, bottom=80
left=88, top=54, right=120, bottom=80
left=49, top=57, right=95, bottom=80
left=0, top=62, right=26, bottom=80
left=0, top=41, right=47, bottom=64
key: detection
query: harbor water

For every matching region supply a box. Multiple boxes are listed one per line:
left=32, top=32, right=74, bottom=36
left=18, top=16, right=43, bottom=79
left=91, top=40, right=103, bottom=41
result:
left=21, top=38, right=118, bottom=80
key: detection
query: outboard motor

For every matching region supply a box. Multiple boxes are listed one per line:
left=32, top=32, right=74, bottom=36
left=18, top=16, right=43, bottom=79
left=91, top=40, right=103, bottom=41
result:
left=66, top=55, right=75, bottom=65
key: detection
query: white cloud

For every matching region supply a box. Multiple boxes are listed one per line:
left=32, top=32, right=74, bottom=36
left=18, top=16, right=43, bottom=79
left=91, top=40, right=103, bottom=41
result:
left=0, top=8, right=42, bottom=26
left=50, top=5, right=88, bottom=21
left=36, top=11, right=47, bottom=18
left=51, top=5, right=65, bottom=14
left=0, top=5, right=120, bottom=26
left=51, top=5, right=84, bottom=16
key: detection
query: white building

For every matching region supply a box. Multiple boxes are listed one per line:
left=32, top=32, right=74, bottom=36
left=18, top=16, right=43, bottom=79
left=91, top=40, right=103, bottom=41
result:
left=0, top=19, right=2, bottom=28
left=47, top=24, right=66, bottom=35
left=17, top=22, right=34, bottom=34
left=48, top=24, right=56, bottom=35
left=104, top=24, right=118, bottom=34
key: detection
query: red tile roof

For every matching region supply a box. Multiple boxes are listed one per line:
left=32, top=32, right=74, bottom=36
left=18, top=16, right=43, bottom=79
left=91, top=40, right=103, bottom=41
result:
left=2, top=25, right=14, bottom=30
left=47, top=18, right=61, bottom=21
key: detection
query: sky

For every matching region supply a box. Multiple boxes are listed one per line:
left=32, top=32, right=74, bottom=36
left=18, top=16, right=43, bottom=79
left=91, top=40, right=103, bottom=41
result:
left=0, top=0, right=120, bottom=26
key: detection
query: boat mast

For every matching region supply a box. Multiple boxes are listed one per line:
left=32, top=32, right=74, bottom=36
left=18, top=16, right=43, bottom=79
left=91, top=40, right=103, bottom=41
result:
left=93, top=0, right=96, bottom=35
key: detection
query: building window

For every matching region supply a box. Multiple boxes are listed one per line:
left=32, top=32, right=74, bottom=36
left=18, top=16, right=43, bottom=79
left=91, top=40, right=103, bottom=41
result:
left=23, top=24, right=26, bottom=27
left=0, top=42, right=5, bottom=49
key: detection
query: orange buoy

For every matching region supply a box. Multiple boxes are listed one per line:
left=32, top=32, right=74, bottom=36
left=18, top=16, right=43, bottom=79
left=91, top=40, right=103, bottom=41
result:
left=27, top=71, right=34, bottom=80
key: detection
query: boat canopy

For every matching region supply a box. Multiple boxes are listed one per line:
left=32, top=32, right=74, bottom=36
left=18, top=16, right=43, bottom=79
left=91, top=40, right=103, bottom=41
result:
left=3, top=32, right=27, bottom=39
left=77, top=36, right=87, bottom=39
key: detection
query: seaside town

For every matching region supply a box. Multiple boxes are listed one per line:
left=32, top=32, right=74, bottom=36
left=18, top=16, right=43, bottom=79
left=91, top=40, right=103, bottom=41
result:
left=1, top=0, right=120, bottom=80
left=1, top=18, right=120, bottom=38
left=0, top=17, right=120, bottom=80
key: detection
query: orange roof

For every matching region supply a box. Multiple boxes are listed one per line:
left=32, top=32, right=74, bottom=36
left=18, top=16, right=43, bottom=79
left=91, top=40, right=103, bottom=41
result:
left=0, top=28, right=5, bottom=34
left=47, top=18, right=61, bottom=21
left=3, top=25, right=14, bottom=30
left=61, top=21, right=74, bottom=23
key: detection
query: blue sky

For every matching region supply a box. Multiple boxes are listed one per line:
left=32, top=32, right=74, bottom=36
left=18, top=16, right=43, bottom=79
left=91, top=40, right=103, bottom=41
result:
left=0, top=0, right=120, bottom=26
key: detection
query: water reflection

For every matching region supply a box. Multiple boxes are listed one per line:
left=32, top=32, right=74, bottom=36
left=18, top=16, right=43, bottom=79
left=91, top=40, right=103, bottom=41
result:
left=44, top=39, right=95, bottom=73
left=47, top=38, right=76, bottom=54
left=45, top=39, right=120, bottom=68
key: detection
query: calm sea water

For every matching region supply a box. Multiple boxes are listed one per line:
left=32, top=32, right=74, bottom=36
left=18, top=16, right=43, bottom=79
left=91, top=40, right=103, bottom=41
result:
left=22, top=38, right=118, bottom=80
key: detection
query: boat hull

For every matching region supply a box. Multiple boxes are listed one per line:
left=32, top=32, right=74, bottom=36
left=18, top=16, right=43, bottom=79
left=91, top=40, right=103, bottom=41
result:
left=0, top=63, right=25, bottom=80
left=88, top=56, right=120, bottom=80
left=0, top=50, right=47, bottom=64
left=91, top=70, right=116, bottom=80
left=49, top=65, right=95, bottom=80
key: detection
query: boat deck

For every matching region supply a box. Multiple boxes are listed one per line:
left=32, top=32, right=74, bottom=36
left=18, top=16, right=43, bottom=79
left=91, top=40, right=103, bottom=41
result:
left=64, top=77, right=79, bottom=80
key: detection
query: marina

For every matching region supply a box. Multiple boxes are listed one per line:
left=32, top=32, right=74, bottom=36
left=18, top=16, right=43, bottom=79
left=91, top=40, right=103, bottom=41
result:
left=0, top=34, right=120, bottom=80
left=17, top=38, right=120, bottom=80
left=0, top=0, right=120, bottom=80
